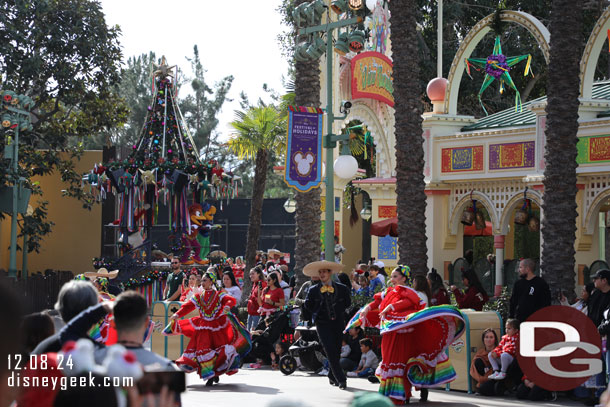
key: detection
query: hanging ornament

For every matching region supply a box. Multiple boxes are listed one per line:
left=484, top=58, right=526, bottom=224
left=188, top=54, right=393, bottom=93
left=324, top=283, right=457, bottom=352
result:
left=464, top=36, right=533, bottom=115
left=515, top=187, right=529, bottom=225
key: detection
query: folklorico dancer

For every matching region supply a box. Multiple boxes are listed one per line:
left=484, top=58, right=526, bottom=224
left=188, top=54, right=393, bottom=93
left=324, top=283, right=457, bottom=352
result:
left=304, top=260, right=351, bottom=390
left=82, top=268, right=120, bottom=345
left=163, top=270, right=252, bottom=386
left=346, top=265, right=465, bottom=405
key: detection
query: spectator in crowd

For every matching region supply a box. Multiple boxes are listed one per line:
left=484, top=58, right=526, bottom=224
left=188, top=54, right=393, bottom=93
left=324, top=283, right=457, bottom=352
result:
left=489, top=319, right=520, bottom=381
left=561, top=282, right=594, bottom=314
left=334, top=235, right=346, bottom=264
left=347, top=338, right=379, bottom=378
left=258, top=272, right=285, bottom=318
left=450, top=269, right=489, bottom=311
left=247, top=267, right=267, bottom=331
left=270, top=341, right=288, bottom=370
left=33, top=280, right=99, bottom=354
left=340, top=327, right=364, bottom=372
left=164, top=256, right=185, bottom=301
left=222, top=270, right=242, bottom=302
left=357, top=274, right=371, bottom=296
left=586, top=269, right=610, bottom=405
left=516, top=376, right=554, bottom=401
left=509, top=258, right=551, bottom=322
left=95, top=291, right=177, bottom=370
left=21, top=312, right=54, bottom=355
left=470, top=328, right=499, bottom=391
left=180, top=270, right=201, bottom=302
left=427, top=269, right=450, bottom=306
left=368, top=265, right=385, bottom=293
left=413, top=275, right=432, bottom=306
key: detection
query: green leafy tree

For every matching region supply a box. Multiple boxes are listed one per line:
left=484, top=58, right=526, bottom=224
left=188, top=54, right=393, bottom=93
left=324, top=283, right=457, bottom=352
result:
left=0, top=0, right=128, bottom=253
left=227, top=104, right=286, bottom=302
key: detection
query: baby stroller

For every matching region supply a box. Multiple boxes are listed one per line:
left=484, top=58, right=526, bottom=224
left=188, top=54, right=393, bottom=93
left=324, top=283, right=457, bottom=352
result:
left=279, top=323, right=326, bottom=375
left=245, top=308, right=294, bottom=364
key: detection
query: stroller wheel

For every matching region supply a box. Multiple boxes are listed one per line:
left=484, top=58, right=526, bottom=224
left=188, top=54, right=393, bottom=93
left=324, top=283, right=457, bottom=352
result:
left=279, top=355, right=297, bottom=375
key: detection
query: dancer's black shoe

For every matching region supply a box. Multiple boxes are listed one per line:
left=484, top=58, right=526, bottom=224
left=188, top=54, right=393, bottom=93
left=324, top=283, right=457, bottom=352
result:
left=339, top=382, right=347, bottom=390
left=367, top=375, right=380, bottom=384
left=329, top=378, right=338, bottom=386
left=205, top=378, right=215, bottom=386
left=214, top=376, right=219, bottom=384
left=420, top=389, right=428, bottom=402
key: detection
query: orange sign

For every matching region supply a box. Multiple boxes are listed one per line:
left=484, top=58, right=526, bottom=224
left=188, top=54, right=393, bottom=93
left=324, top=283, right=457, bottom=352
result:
left=378, top=206, right=396, bottom=218
left=351, top=51, right=394, bottom=107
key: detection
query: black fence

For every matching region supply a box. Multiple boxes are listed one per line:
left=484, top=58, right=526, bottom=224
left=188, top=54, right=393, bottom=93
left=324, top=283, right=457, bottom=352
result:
left=0, top=270, right=74, bottom=313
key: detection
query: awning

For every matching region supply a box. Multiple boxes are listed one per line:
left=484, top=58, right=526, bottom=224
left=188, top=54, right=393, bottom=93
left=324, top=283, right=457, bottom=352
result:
left=463, top=221, right=493, bottom=236
left=370, top=217, right=398, bottom=237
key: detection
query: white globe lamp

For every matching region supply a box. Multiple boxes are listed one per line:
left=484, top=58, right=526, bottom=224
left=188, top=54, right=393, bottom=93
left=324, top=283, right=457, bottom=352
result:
left=334, top=154, right=358, bottom=180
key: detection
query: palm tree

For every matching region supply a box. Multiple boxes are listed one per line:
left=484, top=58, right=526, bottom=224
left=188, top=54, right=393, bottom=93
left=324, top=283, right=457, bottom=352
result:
left=227, top=104, right=286, bottom=302
left=541, top=0, right=582, bottom=298
left=388, top=1, right=428, bottom=275
left=293, top=0, right=322, bottom=288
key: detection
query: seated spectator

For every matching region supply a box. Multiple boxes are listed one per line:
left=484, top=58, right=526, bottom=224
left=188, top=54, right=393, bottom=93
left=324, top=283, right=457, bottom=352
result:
left=95, top=291, right=177, bottom=370
left=341, top=327, right=364, bottom=372
left=561, top=282, right=594, bottom=314
left=470, top=328, right=498, bottom=391
left=21, top=311, right=55, bottom=355
left=516, top=376, right=554, bottom=401
left=347, top=338, right=379, bottom=378
left=489, top=319, right=520, bottom=380
left=427, top=269, right=450, bottom=306
left=270, top=341, right=288, bottom=370
left=450, top=269, right=489, bottom=311
left=356, top=274, right=371, bottom=296
left=32, top=280, right=99, bottom=354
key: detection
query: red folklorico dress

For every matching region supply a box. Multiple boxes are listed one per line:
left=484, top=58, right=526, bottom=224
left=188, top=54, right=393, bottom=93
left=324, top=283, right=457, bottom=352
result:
left=354, top=285, right=464, bottom=404
left=164, top=288, right=245, bottom=380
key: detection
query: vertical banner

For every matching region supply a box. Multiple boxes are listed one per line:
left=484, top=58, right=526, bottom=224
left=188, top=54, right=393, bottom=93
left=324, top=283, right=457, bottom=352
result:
left=284, top=106, right=324, bottom=192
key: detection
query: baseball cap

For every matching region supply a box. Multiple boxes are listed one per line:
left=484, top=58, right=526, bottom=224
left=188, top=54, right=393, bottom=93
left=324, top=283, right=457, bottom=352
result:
left=592, top=268, right=610, bottom=281
left=374, top=261, right=385, bottom=268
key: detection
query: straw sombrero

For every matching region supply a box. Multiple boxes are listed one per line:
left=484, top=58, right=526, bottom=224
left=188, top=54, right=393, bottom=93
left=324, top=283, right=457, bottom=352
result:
left=267, top=249, right=282, bottom=257
left=303, top=261, right=343, bottom=277
left=84, top=267, right=119, bottom=279
left=208, top=250, right=227, bottom=258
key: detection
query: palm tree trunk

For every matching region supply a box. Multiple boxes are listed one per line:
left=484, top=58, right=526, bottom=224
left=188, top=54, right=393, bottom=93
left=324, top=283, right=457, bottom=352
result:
left=242, top=148, right=269, bottom=304
left=293, top=0, right=322, bottom=288
left=389, top=0, right=428, bottom=275
left=541, top=0, right=582, bottom=298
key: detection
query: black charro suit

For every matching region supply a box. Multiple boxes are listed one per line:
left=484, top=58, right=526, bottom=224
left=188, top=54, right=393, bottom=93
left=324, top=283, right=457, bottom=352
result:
left=304, top=280, right=351, bottom=386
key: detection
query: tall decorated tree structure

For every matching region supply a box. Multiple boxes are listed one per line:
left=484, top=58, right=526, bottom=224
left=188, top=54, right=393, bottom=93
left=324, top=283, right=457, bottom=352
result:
left=84, top=57, right=238, bottom=268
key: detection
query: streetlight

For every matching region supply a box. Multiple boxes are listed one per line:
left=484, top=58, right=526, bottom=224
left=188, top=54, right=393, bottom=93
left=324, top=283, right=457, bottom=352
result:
left=360, top=201, right=372, bottom=221
left=1, top=90, right=33, bottom=278
left=284, top=194, right=297, bottom=213
left=293, top=1, right=364, bottom=262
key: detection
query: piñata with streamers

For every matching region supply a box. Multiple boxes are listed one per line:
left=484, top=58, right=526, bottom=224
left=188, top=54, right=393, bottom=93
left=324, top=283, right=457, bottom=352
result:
left=465, top=36, right=533, bottom=115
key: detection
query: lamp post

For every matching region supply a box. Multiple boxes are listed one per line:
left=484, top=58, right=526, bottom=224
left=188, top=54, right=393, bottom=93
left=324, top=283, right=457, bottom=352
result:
left=294, top=0, right=363, bottom=261
left=1, top=91, right=33, bottom=278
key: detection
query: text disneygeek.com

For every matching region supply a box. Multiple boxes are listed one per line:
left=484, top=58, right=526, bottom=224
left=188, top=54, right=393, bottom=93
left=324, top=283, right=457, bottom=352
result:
left=8, top=371, right=134, bottom=391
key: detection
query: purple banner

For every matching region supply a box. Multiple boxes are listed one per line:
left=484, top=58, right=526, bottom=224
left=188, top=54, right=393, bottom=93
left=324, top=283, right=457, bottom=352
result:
left=489, top=141, right=535, bottom=170
left=284, top=107, right=323, bottom=192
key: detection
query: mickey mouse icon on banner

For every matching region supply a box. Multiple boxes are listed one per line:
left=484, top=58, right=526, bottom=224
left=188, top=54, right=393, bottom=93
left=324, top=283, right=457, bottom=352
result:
left=294, top=152, right=315, bottom=176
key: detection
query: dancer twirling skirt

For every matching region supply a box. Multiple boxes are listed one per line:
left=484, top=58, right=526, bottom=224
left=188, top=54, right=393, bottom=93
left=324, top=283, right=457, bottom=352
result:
left=164, top=271, right=251, bottom=385
left=346, top=265, right=465, bottom=405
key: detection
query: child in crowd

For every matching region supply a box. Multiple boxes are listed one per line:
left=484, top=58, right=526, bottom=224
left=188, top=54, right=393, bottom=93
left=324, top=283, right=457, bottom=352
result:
left=488, top=319, right=520, bottom=380
left=347, top=338, right=379, bottom=378
left=341, top=338, right=351, bottom=359
left=270, top=341, right=288, bottom=370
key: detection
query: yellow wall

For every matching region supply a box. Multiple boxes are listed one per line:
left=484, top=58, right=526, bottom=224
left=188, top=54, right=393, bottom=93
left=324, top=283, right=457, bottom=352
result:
left=341, top=193, right=363, bottom=272
left=0, top=151, right=102, bottom=275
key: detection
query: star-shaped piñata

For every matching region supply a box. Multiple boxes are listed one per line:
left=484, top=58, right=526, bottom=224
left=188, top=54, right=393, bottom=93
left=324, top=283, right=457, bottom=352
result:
left=465, top=36, right=533, bottom=115
left=153, top=56, right=176, bottom=79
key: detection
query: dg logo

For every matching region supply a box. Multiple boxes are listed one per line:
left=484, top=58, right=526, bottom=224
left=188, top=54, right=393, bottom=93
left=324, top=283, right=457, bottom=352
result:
left=517, top=305, right=603, bottom=391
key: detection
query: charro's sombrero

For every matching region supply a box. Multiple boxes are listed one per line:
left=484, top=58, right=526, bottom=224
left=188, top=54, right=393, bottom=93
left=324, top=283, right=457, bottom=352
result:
left=303, top=261, right=343, bottom=277
left=267, top=249, right=282, bottom=257
left=208, top=250, right=227, bottom=258
left=84, top=267, right=119, bottom=279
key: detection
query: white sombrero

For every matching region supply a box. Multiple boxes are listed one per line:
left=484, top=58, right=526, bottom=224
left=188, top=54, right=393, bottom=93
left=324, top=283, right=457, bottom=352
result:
left=84, top=267, right=119, bottom=279
left=267, top=249, right=282, bottom=257
left=303, top=261, right=343, bottom=277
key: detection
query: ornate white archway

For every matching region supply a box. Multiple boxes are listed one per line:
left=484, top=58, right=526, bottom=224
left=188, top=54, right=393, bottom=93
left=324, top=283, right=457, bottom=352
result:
left=584, top=187, right=610, bottom=235
left=580, top=7, right=610, bottom=98
left=346, top=101, right=395, bottom=178
left=443, top=10, right=551, bottom=115
left=499, top=189, right=544, bottom=235
left=449, top=191, right=500, bottom=235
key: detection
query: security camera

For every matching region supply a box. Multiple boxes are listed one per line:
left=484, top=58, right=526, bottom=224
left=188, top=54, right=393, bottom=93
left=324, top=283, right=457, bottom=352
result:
left=342, top=100, right=352, bottom=109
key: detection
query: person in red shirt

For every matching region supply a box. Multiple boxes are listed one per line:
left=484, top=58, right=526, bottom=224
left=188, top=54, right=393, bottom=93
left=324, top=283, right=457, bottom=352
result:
left=258, top=272, right=285, bottom=318
left=450, top=269, right=489, bottom=311
left=488, top=319, right=520, bottom=380
left=247, top=267, right=266, bottom=332
left=427, top=269, right=450, bottom=306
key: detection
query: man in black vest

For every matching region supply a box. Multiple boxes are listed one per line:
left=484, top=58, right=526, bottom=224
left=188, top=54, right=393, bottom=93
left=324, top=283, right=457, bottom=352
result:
left=304, top=260, right=351, bottom=390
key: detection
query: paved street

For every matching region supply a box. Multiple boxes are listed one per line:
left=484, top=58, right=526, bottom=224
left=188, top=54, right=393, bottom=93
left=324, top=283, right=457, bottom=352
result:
left=181, top=366, right=583, bottom=407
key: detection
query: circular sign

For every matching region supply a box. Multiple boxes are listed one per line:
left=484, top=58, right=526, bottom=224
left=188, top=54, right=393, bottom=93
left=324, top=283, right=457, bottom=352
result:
left=516, top=305, right=602, bottom=391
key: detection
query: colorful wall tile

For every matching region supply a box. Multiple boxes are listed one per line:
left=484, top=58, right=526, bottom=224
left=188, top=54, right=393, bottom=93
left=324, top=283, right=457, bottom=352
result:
left=378, top=205, right=397, bottom=218
left=577, top=135, right=610, bottom=164
left=441, top=146, right=484, bottom=173
left=489, top=141, right=535, bottom=170
left=378, top=235, right=397, bottom=260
